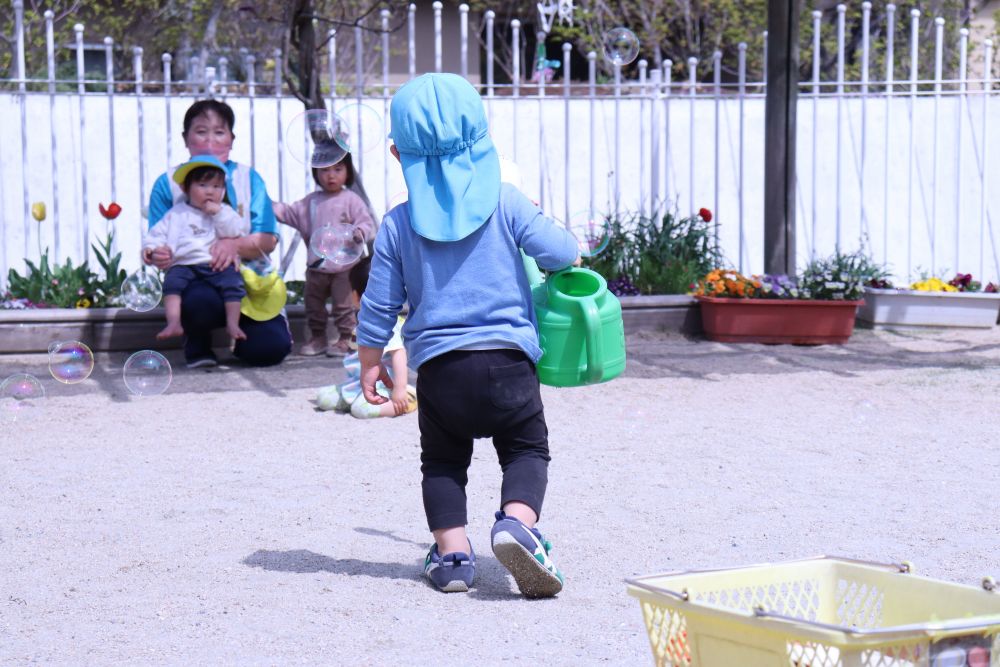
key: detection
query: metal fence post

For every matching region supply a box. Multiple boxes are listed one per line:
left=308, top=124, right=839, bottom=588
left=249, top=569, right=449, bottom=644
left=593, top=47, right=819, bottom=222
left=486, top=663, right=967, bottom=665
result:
left=860, top=2, right=871, bottom=246
left=811, top=9, right=821, bottom=260
left=883, top=4, right=895, bottom=265
left=738, top=42, right=747, bottom=272
left=931, top=16, right=944, bottom=273
left=459, top=4, right=469, bottom=78
left=408, top=4, right=417, bottom=79
left=980, top=40, right=993, bottom=279
left=433, top=1, right=443, bottom=73
left=563, top=42, right=572, bottom=222
left=835, top=4, right=845, bottom=253
left=687, top=56, right=697, bottom=217
left=907, top=9, right=920, bottom=279
left=512, top=19, right=521, bottom=163
left=956, top=27, right=968, bottom=274
left=45, top=10, right=60, bottom=261
left=134, top=46, right=146, bottom=244
left=712, top=50, right=721, bottom=252
left=76, top=23, right=89, bottom=261
left=105, top=36, right=117, bottom=207
left=587, top=50, right=595, bottom=220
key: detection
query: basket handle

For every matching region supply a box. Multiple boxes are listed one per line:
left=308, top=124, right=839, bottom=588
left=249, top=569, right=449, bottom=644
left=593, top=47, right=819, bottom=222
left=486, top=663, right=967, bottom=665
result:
left=752, top=607, right=1000, bottom=637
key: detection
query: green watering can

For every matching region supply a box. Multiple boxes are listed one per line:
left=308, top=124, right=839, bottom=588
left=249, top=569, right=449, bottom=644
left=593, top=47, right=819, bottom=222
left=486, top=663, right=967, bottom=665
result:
left=522, top=252, right=626, bottom=387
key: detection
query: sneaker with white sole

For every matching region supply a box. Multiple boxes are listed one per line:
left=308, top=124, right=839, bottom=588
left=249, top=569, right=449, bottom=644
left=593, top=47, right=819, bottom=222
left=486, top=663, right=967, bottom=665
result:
left=424, top=543, right=476, bottom=592
left=490, top=511, right=564, bottom=598
left=185, top=355, right=218, bottom=369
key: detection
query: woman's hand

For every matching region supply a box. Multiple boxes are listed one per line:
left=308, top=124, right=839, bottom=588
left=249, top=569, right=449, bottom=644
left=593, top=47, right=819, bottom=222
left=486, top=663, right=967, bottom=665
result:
left=149, top=246, right=173, bottom=270
left=210, top=237, right=241, bottom=271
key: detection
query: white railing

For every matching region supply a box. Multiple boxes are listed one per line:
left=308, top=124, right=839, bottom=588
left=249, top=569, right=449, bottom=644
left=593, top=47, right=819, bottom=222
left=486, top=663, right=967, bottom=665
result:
left=1, top=1, right=998, bottom=287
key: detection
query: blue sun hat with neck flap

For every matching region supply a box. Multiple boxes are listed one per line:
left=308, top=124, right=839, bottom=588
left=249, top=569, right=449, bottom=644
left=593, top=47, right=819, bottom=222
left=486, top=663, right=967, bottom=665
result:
left=389, top=73, right=501, bottom=242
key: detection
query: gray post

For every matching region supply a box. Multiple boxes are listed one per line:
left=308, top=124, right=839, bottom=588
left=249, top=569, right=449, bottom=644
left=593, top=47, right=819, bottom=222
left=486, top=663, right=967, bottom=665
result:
left=763, top=0, right=800, bottom=275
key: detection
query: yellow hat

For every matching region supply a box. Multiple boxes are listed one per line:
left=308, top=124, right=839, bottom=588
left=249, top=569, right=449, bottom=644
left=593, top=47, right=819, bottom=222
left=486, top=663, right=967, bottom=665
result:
left=240, top=266, right=287, bottom=321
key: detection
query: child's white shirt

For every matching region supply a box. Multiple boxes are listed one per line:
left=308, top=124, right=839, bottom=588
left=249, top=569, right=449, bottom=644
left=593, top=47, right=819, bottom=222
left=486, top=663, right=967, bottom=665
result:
left=143, top=201, right=247, bottom=266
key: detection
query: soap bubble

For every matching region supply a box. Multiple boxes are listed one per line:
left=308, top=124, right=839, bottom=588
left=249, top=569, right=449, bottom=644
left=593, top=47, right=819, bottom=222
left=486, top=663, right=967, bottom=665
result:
left=286, top=108, right=349, bottom=168
left=565, top=212, right=612, bottom=258
left=603, top=27, right=640, bottom=66
left=330, top=102, right=385, bottom=156
left=310, top=222, right=365, bottom=266
left=48, top=340, right=94, bottom=384
left=854, top=398, right=878, bottom=425
left=1, top=373, right=44, bottom=422
left=121, top=270, right=162, bottom=312
left=123, top=350, right=172, bottom=397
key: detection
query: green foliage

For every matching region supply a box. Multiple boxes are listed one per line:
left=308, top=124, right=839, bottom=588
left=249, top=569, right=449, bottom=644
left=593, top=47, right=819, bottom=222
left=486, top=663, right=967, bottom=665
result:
left=584, top=208, right=722, bottom=295
left=797, top=249, right=882, bottom=301
left=284, top=279, right=305, bottom=305
left=5, top=229, right=129, bottom=308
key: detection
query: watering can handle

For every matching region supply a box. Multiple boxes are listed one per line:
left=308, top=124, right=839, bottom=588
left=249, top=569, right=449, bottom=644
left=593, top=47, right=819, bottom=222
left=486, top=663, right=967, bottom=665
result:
left=579, top=297, right=603, bottom=383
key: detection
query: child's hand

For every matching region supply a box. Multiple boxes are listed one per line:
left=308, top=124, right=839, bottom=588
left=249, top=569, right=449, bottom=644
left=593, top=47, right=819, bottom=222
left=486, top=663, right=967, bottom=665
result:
left=359, top=345, right=393, bottom=406
left=148, top=245, right=173, bottom=270
left=203, top=200, right=222, bottom=216
left=390, top=385, right=409, bottom=416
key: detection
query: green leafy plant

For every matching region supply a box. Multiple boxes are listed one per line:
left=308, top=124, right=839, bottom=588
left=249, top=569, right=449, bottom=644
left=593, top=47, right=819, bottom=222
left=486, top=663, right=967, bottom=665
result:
left=797, top=249, right=881, bottom=301
left=584, top=207, right=722, bottom=295
left=5, top=229, right=130, bottom=308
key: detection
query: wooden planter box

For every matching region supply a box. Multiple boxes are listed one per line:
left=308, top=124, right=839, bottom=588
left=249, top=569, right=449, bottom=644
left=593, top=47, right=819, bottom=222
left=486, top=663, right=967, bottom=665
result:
left=857, top=287, right=1000, bottom=328
left=696, top=295, right=863, bottom=344
left=0, top=296, right=701, bottom=354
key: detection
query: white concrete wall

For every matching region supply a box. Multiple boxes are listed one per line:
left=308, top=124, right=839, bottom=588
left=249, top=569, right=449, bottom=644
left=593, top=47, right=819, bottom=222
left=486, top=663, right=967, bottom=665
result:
left=2, top=91, right=999, bottom=287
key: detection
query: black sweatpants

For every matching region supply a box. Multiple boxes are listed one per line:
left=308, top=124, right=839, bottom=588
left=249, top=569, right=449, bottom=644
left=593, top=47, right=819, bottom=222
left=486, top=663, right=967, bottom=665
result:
left=416, top=349, right=550, bottom=532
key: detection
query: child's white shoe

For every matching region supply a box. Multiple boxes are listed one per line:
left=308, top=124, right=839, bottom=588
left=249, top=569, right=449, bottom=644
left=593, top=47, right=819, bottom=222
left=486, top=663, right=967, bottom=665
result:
left=316, top=384, right=350, bottom=412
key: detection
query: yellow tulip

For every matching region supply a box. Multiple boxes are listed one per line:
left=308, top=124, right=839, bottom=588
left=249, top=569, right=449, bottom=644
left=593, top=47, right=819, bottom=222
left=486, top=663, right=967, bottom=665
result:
left=31, top=201, right=46, bottom=222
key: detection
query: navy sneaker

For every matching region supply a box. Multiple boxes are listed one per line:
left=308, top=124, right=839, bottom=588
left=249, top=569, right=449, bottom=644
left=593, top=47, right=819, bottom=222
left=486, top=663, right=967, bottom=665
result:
left=490, top=511, right=564, bottom=598
left=424, top=543, right=476, bottom=592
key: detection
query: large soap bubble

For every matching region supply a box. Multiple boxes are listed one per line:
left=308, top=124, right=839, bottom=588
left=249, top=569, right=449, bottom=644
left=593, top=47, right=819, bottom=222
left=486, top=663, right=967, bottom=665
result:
left=310, top=223, right=365, bottom=266
left=330, top=102, right=385, bottom=156
left=565, top=212, right=612, bottom=258
left=48, top=340, right=95, bottom=384
left=286, top=108, right=349, bottom=168
left=1, top=373, right=44, bottom=422
left=603, top=27, right=640, bottom=66
left=121, top=269, right=163, bottom=312
left=123, top=350, right=172, bottom=397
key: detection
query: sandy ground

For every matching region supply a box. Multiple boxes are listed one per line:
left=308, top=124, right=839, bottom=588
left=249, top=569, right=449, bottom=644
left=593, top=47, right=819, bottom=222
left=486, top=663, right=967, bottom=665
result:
left=2, top=326, right=1000, bottom=665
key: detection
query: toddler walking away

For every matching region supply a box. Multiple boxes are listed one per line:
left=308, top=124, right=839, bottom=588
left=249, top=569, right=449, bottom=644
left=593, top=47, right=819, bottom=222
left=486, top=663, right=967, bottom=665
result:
left=142, top=155, right=248, bottom=342
left=315, top=253, right=416, bottom=419
left=356, top=73, right=579, bottom=597
left=274, top=148, right=375, bottom=357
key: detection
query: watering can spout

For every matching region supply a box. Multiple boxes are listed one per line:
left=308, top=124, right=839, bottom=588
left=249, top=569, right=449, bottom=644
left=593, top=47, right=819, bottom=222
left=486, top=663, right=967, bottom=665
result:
left=520, top=250, right=545, bottom=289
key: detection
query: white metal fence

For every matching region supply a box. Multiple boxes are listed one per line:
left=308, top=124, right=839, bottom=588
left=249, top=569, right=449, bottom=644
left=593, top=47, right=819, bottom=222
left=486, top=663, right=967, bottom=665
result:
left=1, top=2, right=998, bottom=287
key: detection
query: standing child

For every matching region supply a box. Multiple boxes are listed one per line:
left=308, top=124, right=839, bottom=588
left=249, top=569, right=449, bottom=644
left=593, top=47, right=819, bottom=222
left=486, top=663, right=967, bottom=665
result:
left=356, top=74, right=579, bottom=597
left=142, top=155, right=248, bottom=342
left=315, top=252, right=416, bottom=418
left=274, top=148, right=375, bottom=357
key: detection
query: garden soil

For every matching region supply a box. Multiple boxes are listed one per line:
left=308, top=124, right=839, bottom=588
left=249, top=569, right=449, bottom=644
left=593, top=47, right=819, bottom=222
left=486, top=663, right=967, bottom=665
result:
left=2, top=326, right=999, bottom=665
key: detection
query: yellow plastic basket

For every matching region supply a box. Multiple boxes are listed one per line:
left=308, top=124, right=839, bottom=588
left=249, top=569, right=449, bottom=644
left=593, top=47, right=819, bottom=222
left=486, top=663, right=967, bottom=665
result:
left=626, top=556, right=1000, bottom=667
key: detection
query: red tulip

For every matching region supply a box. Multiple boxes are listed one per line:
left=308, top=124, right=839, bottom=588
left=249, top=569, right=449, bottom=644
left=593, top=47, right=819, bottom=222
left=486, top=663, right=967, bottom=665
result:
left=698, top=207, right=713, bottom=222
left=99, top=202, right=122, bottom=220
